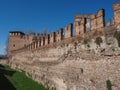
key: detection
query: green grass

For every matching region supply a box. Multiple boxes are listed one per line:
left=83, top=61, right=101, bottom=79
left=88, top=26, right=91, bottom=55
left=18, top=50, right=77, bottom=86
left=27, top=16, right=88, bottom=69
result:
left=0, top=65, right=49, bottom=90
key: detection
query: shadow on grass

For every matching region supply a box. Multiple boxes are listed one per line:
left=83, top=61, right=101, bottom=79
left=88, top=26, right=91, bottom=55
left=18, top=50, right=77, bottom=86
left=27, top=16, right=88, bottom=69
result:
left=0, top=64, right=16, bottom=90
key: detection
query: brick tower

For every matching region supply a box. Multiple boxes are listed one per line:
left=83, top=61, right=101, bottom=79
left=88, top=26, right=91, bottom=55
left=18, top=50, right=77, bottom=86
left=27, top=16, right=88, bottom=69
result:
left=8, top=31, right=31, bottom=56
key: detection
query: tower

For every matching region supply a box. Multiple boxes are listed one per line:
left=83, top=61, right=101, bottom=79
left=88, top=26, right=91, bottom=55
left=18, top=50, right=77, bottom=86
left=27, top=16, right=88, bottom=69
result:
left=8, top=31, right=29, bottom=56
left=113, top=3, right=120, bottom=27
left=74, top=15, right=87, bottom=38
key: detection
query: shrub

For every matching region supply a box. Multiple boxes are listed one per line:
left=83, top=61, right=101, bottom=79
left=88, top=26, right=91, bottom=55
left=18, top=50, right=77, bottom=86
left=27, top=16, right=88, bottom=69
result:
left=114, top=31, right=120, bottom=47
left=106, top=80, right=112, bottom=90
left=95, top=37, right=103, bottom=46
left=107, top=43, right=111, bottom=45
left=80, top=68, right=83, bottom=74
left=87, top=44, right=90, bottom=48
left=74, top=42, right=77, bottom=50
left=84, top=38, right=89, bottom=45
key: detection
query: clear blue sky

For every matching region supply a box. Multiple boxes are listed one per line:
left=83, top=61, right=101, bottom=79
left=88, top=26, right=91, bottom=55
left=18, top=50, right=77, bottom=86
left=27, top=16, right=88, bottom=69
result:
left=0, top=0, right=119, bottom=55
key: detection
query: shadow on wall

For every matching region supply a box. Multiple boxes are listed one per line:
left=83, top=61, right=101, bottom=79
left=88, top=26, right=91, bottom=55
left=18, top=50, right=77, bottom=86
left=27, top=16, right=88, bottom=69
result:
left=0, top=64, right=16, bottom=90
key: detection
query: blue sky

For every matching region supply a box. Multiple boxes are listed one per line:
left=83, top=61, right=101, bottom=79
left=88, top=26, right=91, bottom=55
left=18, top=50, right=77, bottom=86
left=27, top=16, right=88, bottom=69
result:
left=0, top=0, right=119, bottom=55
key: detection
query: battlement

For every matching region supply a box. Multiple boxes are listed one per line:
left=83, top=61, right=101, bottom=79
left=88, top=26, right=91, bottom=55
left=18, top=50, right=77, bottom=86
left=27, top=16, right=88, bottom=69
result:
left=9, top=31, right=25, bottom=38
left=113, top=2, right=120, bottom=11
left=8, top=2, right=120, bottom=56
left=64, top=23, right=73, bottom=38
left=113, top=3, right=120, bottom=25
left=56, top=28, right=63, bottom=42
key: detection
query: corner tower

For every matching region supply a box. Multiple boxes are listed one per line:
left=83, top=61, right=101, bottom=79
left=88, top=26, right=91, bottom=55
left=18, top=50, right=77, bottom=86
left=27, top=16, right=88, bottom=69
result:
left=8, top=31, right=29, bottom=56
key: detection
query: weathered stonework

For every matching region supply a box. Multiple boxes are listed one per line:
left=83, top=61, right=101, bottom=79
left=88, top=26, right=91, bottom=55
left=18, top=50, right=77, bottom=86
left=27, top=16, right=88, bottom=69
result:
left=8, top=42, right=120, bottom=90
left=64, top=24, right=73, bottom=38
left=56, top=29, right=63, bottom=42
left=74, top=15, right=86, bottom=37
left=96, top=9, right=105, bottom=29
left=113, top=3, right=120, bottom=24
left=7, top=3, right=120, bottom=90
left=50, top=32, right=56, bottom=44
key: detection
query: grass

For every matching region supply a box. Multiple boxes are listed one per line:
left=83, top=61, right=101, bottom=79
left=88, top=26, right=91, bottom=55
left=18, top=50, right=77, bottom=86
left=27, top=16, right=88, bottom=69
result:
left=0, top=65, right=49, bottom=90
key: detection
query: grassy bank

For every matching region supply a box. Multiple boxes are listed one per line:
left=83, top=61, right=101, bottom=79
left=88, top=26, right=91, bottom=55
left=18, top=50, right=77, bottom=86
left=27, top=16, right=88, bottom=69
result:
left=0, top=65, right=49, bottom=90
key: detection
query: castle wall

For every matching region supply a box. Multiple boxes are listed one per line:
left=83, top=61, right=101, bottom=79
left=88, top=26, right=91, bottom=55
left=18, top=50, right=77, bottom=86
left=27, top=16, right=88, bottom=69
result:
left=90, top=9, right=105, bottom=33
left=106, top=20, right=111, bottom=26
left=113, top=3, right=120, bottom=24
left=8, top=32, right=30, bottom=56
left=85, top=18, right=91, bottom=32
left=8, top=3, right=120, bottom=56
left=50, top=32, right=56, bottom=44
left=64, top=24, right=73, bottom=38
left=96, top=9, right=105, bottom=29
left=74, top=16, right=86, bottom=37
left=56, top=29, right=63, bottom=42
left=41, top=36, right=45, bottom=46
left=8, top=41, right=120, bottom=90
left=90, top=14, right=97, bottom=31
left=45, top=35, right=50, bottom=45
left=7, top=3, right=120, bottom=90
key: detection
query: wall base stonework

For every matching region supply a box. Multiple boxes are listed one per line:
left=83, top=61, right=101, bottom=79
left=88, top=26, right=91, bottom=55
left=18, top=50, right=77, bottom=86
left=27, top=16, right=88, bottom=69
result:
left=8, top=39, right=120, bottom=90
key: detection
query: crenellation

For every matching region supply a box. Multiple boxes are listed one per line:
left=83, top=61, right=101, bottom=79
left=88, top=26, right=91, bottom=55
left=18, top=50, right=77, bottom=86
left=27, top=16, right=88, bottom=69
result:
left=96, top=9, right=105, bottom=17
left=38, top=39, right=41, bottom=47
left=85, top=18, right=91, bottom=32
left=50, top=32, right=56, bottom=44
left=64, top=24, right=73, bottom=38
left=113, top=2, right=120, bottom=11
left=45, top=34, right=50, bottom=45
left=56, top=29, right=63, bottom=42
left=113, top=3, right=120, bottom=24
left=8, top=3, right=120, bottom=56
left=112, top=18, right=115, bottom=25
left=41, top=36, right=45, bottom=46
left=74, top=15, right=87, bottom=37
left=30, top=43, right=32, bottom=50
left=34, top=42, right=37, bottom=49
left=96, top=9, right=105, bottom=29
left=90, top=14, right=96, bottom=31
left=106, top=20, right=111, bottom=27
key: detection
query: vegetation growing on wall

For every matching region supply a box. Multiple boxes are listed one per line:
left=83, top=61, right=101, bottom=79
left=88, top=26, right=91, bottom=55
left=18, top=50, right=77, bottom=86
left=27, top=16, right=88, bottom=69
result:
left=83, top=38, right=89, bottom=45
left=114, top=30, right=120, bottom=47
left=106, top=80, right=112, bottom=90
left=74, top=42, right=77, bottom=50
left=80, top=68, right=83, bottom=74
left=83, top=38, right=90, bottom=48
left=95, top=37, right=103, bottom=46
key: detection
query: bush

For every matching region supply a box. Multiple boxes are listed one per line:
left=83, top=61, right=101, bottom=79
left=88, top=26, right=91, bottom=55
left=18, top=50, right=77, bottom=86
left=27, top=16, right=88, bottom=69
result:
left=80, top=68, right=83, bottom=74
left=114, top=31, right=120, bottom=47
left=95, top=37, right=103, bottom=46
left=83, top=39, right=89, bottom=45
left=87, top=44, right=90, bottom=48
left=106, top=80, right=112, bottom=90
left=74, top=42, right=77, bottom=50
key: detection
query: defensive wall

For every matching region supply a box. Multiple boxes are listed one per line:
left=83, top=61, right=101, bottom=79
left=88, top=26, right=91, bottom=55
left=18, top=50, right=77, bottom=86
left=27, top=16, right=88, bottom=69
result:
left=8, top=3, right=120, bottom=56
left=7, top=3, right=120, bottom=90
left=7, top=9, right=104, bottom=55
